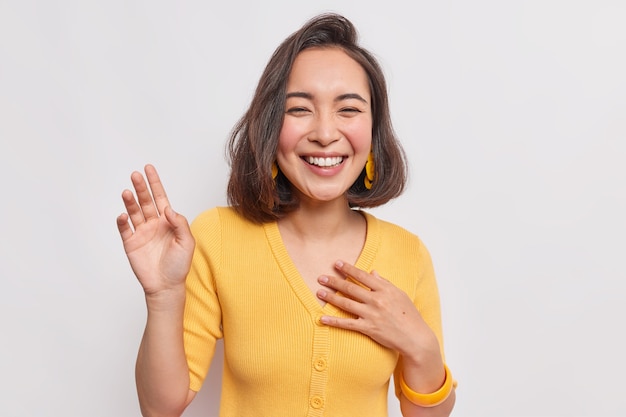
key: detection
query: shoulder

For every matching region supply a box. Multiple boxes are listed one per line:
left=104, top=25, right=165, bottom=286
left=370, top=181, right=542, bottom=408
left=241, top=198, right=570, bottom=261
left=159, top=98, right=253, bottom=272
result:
left=190, top=206, right=267, bottom=239
left=364, top=211, right=427, bottom=248
left=189, top=207, right=266, bottom=269
left=191, top=206, right=252, bottom=228
left=191, top=206, right=239, bottom=223
left=363, top=211, right=433, bottom=268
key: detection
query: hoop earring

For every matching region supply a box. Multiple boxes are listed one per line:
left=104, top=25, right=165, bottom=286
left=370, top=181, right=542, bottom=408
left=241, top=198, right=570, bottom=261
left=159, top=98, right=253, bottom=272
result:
left=271, top=162, right=278, bottom=180
left=364, top=150, right=375, bottom=190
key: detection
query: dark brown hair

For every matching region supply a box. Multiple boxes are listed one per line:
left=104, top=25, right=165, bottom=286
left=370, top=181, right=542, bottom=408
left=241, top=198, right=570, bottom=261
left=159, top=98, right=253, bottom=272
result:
left=227, top=13, right=408, bottom=223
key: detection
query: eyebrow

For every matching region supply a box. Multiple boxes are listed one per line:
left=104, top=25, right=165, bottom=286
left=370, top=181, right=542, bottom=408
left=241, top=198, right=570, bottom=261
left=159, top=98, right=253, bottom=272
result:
left=285, top=91, right=369, bottom=104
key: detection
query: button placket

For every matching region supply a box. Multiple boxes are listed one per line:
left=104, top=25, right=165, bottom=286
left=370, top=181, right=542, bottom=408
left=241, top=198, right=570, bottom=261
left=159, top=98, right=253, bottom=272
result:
left=307, top=314, right=330, bottom=416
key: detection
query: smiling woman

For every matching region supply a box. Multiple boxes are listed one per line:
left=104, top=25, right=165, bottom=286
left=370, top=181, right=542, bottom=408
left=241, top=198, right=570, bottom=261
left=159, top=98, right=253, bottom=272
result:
left=226, top=14, right=409, bottom=223
left=117, top=13, right=455, bottom=417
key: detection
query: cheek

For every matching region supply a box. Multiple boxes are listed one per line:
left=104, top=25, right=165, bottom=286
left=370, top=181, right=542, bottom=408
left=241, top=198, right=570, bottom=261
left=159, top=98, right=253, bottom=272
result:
left=346, top=120, right=373, bottom=152
left=277, top=120, right=300, bottom=153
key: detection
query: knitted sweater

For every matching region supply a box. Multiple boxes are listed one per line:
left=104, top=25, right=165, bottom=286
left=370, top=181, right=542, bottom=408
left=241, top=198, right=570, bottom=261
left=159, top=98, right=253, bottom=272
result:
left=183, top=207, right=444, bottom=417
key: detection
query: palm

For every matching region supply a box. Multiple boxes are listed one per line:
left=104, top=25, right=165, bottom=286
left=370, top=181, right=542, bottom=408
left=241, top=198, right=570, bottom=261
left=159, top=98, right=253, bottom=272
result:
left=117, top=165, right=195, bottom=295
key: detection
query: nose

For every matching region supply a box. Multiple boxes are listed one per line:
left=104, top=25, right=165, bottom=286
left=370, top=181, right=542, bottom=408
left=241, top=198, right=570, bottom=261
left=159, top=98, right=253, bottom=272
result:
left=308, top=113, right=340, bottom=146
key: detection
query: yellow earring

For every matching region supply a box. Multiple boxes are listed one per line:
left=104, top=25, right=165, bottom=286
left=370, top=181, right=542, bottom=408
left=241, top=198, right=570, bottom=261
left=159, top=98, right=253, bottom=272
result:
left=271, top=162, right=278, bottom=180
left=364, top=150, right=375, bottom=190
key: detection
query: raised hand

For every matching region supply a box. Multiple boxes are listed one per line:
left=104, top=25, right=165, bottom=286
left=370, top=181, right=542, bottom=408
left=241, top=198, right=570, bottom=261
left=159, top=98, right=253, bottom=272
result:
left=116, top=164, right=195, bottom=296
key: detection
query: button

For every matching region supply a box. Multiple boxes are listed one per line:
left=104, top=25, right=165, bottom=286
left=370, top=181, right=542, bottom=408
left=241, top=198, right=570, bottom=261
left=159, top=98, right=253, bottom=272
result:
left=310, top=395, right=324, bottom=409
left=314, top=357, right=327, bottom=371
left=315, top=315, right=324, bottom=326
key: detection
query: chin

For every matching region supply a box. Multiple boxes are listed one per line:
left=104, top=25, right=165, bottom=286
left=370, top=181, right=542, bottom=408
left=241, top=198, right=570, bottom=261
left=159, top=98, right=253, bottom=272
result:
left=306, top=189, right=350, bottom=203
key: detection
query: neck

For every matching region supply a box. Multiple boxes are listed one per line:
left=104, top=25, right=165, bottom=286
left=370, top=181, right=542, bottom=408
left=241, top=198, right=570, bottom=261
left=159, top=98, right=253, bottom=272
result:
left=279, top=197, right=362, bottom=241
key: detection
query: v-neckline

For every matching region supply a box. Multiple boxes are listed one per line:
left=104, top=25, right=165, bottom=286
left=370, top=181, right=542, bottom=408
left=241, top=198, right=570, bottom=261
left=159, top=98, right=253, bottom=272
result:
left=263, top=211, right=380, bottom=316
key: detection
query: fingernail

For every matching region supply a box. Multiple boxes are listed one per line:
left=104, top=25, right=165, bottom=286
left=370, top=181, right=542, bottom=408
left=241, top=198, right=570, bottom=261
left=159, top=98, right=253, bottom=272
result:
left=318, top=290, right=327, bottom=298
left=318, top=276, right=329, bottom=284
left=335, top=261, right=344, bottom=268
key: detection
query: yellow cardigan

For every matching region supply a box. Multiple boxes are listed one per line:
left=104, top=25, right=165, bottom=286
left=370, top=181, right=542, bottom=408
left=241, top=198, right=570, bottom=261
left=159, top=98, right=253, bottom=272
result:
left=183, top=207, right=444, bottom=417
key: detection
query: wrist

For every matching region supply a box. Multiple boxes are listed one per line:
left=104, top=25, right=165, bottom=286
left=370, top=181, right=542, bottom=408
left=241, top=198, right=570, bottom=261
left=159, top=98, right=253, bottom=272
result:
left=145, top=285, right=186, bottom=313
left=400, top=363, right=455, bottom=408
left=399, top=335, right=445, bottom=395
left=399, top=330, right=441, bottom=369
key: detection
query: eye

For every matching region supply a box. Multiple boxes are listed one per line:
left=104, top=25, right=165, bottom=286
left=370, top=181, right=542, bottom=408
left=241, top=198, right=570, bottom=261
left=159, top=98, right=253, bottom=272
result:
left=339, top=107, right=362, bottom=116
left=286, top=106, right=310, bottom=115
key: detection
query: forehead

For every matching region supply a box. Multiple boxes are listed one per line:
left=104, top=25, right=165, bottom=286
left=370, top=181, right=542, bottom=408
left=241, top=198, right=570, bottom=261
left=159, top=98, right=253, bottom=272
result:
left=287, top=47, right=370, bottom=96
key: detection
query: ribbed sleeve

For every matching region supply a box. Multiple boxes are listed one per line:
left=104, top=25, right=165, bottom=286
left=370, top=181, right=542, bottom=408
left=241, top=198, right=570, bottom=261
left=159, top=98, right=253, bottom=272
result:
left=184, top=208, right=224, bottom=391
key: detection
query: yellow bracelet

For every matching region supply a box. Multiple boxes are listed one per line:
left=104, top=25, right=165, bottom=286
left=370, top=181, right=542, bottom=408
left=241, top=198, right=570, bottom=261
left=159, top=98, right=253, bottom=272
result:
left=400, top=364, right=454, bottom=407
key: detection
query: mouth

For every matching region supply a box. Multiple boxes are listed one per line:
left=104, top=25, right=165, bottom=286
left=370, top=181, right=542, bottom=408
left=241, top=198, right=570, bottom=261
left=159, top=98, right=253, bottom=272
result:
left=303, top=156, right=345, bottom=168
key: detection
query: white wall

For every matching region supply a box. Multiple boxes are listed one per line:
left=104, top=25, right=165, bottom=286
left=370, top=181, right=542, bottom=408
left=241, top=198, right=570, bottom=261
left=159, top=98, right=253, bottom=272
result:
left=1, top=1, right=625, bottom=416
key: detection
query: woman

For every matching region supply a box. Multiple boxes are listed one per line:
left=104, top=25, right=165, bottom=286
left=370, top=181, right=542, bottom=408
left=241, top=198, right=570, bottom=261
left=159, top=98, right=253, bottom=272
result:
left=117, top=13, right=456, bottom=417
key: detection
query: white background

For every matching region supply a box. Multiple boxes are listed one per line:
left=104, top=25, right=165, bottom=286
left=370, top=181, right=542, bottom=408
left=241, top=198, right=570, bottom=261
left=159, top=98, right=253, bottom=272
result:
left=1, top=1, right=625, bottom=416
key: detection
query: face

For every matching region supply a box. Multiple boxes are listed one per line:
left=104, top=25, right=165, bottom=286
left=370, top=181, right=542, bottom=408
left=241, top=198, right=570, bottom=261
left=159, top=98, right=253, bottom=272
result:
left=276, top=47, right=373, bottom=205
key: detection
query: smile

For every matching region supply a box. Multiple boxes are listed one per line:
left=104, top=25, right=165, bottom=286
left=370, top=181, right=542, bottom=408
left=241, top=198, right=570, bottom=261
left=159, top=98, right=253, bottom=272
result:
left=304, top=156, right=344, bottom=167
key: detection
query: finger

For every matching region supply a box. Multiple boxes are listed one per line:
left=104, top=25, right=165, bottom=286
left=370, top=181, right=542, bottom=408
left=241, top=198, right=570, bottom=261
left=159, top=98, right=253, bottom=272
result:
left=335, top=260, right=385, bottom=291
left=318, top=275, right=371, bottom=302
left=317, top=287, right=367, bottom=317
left=121, top=188, right=146, bottom=228
left=319, top=314, right=363, bottom=332
left=116, top=213, right=135, bottom=241
left=131, top=170, right=159, bottom=221
left=144, top=164, right=171, bottom=215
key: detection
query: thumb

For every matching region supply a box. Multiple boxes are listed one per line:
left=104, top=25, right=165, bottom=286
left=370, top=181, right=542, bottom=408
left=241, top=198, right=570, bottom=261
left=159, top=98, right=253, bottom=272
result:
left=163, top=206, right=193, bottom=243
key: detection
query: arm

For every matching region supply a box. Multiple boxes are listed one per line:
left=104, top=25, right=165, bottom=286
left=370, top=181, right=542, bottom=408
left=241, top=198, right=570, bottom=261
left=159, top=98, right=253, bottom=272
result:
left=135, top=286, right=197, bottom=417
left=117, top=165, right=197, bottom=416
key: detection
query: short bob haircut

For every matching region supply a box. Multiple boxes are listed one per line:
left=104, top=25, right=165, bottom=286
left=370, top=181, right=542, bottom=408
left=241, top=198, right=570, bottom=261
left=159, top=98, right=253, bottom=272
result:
left=227, top=13, right=408, bottom=223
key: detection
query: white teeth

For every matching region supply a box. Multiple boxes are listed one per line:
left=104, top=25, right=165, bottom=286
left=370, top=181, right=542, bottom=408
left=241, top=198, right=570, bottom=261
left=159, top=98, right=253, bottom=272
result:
left=306, top=156, right=344, bottom=167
